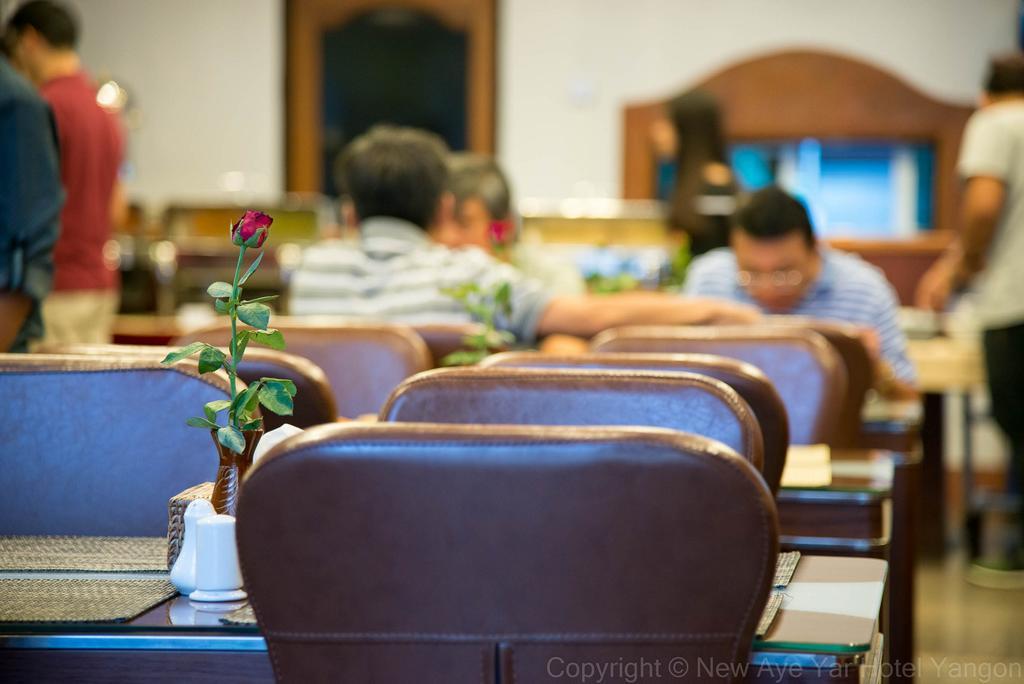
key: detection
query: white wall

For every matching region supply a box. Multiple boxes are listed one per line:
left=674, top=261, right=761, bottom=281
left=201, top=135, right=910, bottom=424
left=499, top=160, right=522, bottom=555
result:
left=61, top=0, right=1014, bottom=205
left=69, top=0, right=283, bottom=207
left=499, top=0, right=1018, bottom=200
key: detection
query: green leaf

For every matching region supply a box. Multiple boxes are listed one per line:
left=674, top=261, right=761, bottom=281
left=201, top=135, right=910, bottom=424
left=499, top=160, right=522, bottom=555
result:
left=207, top=281, right=233, bottom=298
left=186, top=416, right=220, bottom=429
left=236, top=389, right=263, bottom=427
left=245, top=387, right=262, bottom=411
left=465, top=304, right=490, bottom=321
left=236, top=336, right=249, bottom=360
left=463, top=332, right=490, bottom=349
left=483, top=329, right=515, bottom=349
left=215, top=299, right=230, bottom=314
left=239, top=295, right=279, bottom=305
left=440, top=283, right=478, bottom=302
left=198, top=346, right=227, bottom=374
left=249, top=328, right=285, bottom=350
left=217, top=425, right=245, bottom=454
left=231, top=381, right=262, bottom=413
left=238, top=251, right=264, bottom=286
left=233, top=330, right=250, bottom=359
left=262, top=377, right=297, bottom=397
left=161, top=341, right=208, bottom=365
left=241, top=419, right=263, bottom=431
left=203, top=399, right=231, bottom=422
left=495, top=281, right=511, bottom=305
left=258, top=382, right=293, bottom=416
left=237, top=302, right=271, bottom=330
left=441, top=349, right=489, bottom=366
left=495, top=282, right=513, bottom=317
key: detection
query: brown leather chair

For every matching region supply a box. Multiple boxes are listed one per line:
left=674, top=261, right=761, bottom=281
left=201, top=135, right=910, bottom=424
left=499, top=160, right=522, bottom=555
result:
left=0, top=354, right=233, bottom=536
left=175, top=318, right=431, bottom=418
left=237, top=422, right=778, bottom=683
left=592, top=326, right=846, bottom=445
left=38, top=343, right=338, bottom=430
left=481, top=351, right=789, bottom=494
left=766, top=316, right=876, bottom=448
left=380, top=367, right=764, bottom=473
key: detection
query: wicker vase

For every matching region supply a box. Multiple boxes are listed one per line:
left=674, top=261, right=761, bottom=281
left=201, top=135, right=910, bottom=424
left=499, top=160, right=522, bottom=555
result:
left=209, top=429, right=263, bottom=516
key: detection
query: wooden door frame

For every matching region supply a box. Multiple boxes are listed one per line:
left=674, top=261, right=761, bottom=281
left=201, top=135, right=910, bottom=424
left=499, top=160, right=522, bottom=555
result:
left=286, top=0, right=496, bottom=192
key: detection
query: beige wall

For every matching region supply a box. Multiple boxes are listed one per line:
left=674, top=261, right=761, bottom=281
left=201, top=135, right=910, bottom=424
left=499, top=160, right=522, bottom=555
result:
left=62, top=0, right=1015, bottom=206
left=499, top=0, right=1017, bottom=200
left=69, top=0, right=283, bottom=206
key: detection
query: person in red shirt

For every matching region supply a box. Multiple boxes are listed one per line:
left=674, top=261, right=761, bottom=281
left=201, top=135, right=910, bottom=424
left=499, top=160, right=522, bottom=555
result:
left=6, top=1, right=123, bottom=343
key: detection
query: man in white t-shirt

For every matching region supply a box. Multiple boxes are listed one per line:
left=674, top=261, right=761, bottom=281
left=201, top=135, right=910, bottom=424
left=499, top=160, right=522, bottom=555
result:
left=918, top=54, right=1024, bottom=577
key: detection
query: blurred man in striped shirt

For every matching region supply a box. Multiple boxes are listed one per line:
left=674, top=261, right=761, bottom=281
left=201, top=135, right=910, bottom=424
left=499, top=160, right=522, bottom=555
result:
left=290, top=125, right=760, bottom=345
left=684, top=186, right=917, bottom=399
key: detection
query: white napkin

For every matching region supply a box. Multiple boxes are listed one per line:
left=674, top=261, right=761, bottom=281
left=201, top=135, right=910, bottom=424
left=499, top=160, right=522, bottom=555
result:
left=253, top=423, right=304, bottom=465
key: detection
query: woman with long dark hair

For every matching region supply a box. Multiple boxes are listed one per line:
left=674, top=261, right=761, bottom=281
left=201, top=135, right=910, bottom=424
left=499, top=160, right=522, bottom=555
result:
left=663, top=89, right=737, bottom=256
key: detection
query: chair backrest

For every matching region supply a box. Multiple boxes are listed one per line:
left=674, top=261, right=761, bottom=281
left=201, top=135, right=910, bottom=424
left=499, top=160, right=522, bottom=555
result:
left=380, top=367, right=764, bottom=472
left=37, top=343, right=337, bottom=430
left=481, top=351, right=789, bottom=493
left=765, top=316, right=876, bottom=448
left=174, top=317, right=431, bottom=418
left=592, top=326, right=846, bottom=445
left=237, top=422, right=778, bottom=683
left=0, top=354, right=233, bottom=535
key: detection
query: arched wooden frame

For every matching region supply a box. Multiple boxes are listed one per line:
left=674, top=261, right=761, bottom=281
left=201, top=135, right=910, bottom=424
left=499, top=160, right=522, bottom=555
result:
left=622, top=50, right=975, bottom=232
left=286, top=0, right=496, bottom=192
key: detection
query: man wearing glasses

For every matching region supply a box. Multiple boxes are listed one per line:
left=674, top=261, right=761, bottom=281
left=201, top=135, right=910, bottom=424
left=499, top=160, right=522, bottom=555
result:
left=683, top=185, right=917, bottom=399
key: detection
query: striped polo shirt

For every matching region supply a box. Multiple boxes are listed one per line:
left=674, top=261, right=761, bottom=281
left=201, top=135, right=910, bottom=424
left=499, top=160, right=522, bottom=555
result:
left=683, top=247, right=916, bottom=383
left=289, top=217, right=553, bottom=343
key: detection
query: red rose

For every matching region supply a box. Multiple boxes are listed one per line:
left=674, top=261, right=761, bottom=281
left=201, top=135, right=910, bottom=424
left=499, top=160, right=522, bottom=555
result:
left=230, top=210, right=273, bottom=247
left=488, top=220, right=514, bottom=246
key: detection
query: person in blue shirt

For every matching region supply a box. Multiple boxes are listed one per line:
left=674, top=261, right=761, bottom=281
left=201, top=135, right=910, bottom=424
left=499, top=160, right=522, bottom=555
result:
left=0, top=52, right=62, bottom=351
left=684, top=185, right=917, bottom=399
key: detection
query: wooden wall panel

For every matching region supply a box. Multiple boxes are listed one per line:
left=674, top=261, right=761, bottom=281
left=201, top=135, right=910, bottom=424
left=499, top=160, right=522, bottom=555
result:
left=622, top=50, right=975, bottom=234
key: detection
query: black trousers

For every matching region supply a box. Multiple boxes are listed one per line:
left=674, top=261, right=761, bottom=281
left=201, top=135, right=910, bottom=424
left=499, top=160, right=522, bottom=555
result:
left=983, top=322, right=1024, bottom=523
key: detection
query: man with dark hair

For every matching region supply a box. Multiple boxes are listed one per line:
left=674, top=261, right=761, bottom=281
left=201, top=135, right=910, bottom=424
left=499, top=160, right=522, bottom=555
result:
left=291, top=125, right=758, bottom=340
left=685, top=185, right=916, bottom=398
left=336, top=125, right=449, bottom=229
left=6, top=0, right=123, bottom=343
left=731, top=185, right=815, bottom=248
left=918, top=53, right=1024, bottom=578
left=0, top=49, right=62, bottom=350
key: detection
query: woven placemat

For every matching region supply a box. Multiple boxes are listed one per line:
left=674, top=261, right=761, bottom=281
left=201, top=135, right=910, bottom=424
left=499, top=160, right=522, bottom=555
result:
left=0, top=536, right=167, bottom=573
left=773, top=551, right=801, bottom=588
left=755, top=552, right=803, bottom=638
left=756, top=591, right=785, bottom=637
left=221, top=602, right=257, bottom=626
left=0, top=578, right=176, bottom=623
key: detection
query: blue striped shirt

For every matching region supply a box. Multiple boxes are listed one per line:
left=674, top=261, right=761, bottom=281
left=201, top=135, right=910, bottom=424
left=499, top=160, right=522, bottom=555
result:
left=683, top=247, right=916, bottom=383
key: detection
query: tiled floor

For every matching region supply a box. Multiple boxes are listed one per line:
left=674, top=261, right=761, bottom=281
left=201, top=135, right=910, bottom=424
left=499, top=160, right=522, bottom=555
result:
left=915, top=552, right=1024, bottom=682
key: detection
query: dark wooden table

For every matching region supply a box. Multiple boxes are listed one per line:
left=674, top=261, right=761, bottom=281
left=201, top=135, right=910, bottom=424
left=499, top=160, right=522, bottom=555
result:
left=778, top=448, right=919, bottom=683
left=0, top=556, right=886, bottom=684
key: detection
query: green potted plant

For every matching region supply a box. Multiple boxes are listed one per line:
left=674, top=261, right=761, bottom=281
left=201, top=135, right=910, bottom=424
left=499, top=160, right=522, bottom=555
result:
left=161, top=210, right=296, bottom=515
left=440, top=219, right=515, bottom=366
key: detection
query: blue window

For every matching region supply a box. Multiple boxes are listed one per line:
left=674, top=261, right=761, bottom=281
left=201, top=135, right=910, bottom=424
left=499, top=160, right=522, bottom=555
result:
left=729, top=139, right=935, bottom=238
